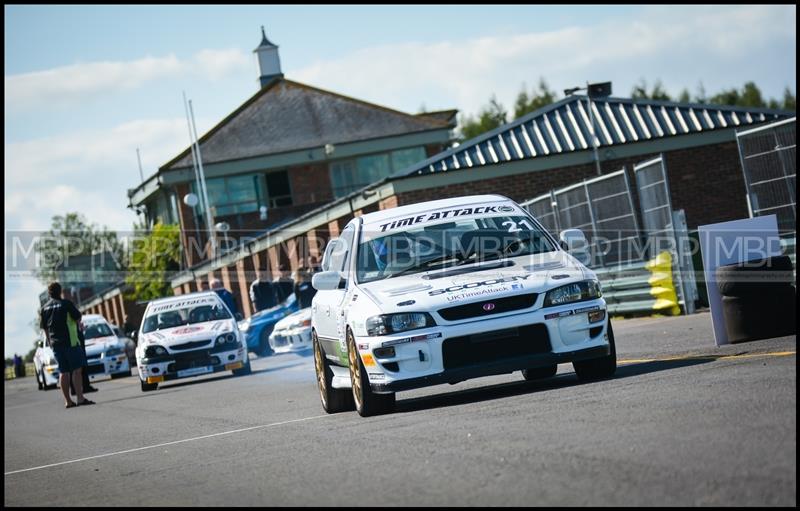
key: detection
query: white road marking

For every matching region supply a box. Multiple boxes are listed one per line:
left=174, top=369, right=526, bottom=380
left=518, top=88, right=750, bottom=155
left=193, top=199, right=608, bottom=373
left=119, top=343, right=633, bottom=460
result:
left=4, top=414, right=330, bottom=476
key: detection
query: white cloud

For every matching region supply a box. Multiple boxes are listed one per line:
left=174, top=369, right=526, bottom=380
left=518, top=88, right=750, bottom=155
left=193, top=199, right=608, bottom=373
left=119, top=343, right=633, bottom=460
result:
left=4, top=117, right=199, bottom=231
left=5, top=48, right=251, bottom=111
left=289, top=5, right=796, bottom=117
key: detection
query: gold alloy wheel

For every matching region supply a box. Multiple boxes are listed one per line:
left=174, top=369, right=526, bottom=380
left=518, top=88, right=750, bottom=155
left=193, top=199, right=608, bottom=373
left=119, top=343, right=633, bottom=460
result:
left=313, top=332, right=327, bottom=407
left=347, top=331, right=363, bottom=410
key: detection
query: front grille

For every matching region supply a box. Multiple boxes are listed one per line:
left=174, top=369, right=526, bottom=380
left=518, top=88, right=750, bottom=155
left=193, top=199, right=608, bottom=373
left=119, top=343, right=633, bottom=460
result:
left=171, top=340, right=212, bottom=351
left=442, top=323, right=551, bottom=370
left=167, top=350, right=221, bottom=373
left=86, top=363, right=105, bottom=375
left=272, top=335, right=288, bottom=347
left=438, top=293, right=538, bottom=321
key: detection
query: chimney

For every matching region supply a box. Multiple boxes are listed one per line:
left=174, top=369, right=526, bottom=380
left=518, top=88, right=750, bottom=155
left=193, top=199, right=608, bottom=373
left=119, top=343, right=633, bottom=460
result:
left=253, top=26, right=283, bottom=88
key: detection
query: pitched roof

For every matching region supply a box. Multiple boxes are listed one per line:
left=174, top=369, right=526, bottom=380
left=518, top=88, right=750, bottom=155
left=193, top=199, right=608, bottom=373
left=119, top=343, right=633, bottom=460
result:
left=163, top=79, right=456, bottom=170
left=400, top=95, right=793, bottom=176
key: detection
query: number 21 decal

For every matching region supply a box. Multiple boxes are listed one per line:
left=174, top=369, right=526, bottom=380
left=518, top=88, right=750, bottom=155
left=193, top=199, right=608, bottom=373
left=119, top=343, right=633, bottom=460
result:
left=502, top=219, right=535, bottom=233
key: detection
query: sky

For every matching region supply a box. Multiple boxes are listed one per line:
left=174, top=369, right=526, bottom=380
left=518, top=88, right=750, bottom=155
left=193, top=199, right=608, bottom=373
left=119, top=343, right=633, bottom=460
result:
left=4, top=4, right=797, bottom=357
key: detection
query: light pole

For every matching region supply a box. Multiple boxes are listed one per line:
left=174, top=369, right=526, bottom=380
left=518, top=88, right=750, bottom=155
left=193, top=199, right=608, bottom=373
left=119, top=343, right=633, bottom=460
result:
left=182, top=92, right=216, bottom=258
left=564, top=81, right=612, bottom=176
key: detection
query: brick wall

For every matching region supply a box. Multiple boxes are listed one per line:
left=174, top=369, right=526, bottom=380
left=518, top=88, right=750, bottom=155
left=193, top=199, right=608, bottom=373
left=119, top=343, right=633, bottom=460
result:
left=288, top=163, right=334, bottom=205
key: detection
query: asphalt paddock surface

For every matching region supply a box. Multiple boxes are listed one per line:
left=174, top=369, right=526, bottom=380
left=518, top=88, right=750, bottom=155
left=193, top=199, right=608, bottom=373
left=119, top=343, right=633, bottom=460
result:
left=4, top=312, right=796, bottom=506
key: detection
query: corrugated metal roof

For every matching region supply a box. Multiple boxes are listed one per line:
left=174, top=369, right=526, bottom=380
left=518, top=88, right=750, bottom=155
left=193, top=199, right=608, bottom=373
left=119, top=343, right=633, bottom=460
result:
left=402, top=96, right=793, bottom=176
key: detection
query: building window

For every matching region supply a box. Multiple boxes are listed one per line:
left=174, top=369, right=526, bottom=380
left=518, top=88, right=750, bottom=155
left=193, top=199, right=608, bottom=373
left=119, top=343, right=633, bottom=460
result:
left=192, top=173, right=268, bottom=216
left=329, top=146, right=426, bottom=198
left=266, top=171, right=293, bottom=207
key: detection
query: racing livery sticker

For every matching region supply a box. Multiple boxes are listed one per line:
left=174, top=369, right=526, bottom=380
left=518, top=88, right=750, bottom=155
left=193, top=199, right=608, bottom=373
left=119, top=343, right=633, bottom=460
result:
left=374, top=204, right=520, bottom=233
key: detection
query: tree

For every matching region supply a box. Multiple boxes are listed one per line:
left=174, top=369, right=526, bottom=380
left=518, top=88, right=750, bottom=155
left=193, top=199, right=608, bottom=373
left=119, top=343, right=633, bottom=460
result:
left=124, top=223, right=182, bottom=302
left=513, top=78, right=557, bottom=119
left=459, top=95, right=508, bottom=141
left=34, top=212, right=126, bottom=285
left=678, top=88, right=691, bottom=103
left=782, top=87, right=796, bottom=111
left=631, top=79, right=671, bottom=101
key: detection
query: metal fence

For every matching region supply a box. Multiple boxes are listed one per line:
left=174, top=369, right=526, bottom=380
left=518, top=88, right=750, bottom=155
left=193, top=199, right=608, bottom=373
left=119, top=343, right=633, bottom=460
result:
left=522, top=168, right=643, bottom=268
left=736, top=117, right=796, bottom=236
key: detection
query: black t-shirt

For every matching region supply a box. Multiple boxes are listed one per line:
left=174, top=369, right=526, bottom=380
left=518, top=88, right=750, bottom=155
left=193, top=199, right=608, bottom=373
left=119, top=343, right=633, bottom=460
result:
left=250, top=280, right=278, bottom=312
left=40, top=298, right=81, bottom=346
left=294, top=281, right=316, bottom=309
left=274, top=279, right=295, bottom=304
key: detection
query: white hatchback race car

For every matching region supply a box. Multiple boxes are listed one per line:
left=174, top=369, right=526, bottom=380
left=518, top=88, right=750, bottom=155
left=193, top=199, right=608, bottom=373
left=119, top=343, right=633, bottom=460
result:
left=82, top=314, right=131, bottom=380
left=311, top=194, right=616, bottom=417
left=33, top=338, right=59, bottom=390
left=135, top=292, right=251, bottom=392
left=268, top=308, right=312, bottom=353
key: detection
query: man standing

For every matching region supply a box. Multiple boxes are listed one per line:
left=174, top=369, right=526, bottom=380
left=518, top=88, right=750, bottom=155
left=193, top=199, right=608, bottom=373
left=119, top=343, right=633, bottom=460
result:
left=210, top=279, right=239, bottom=317
left=39, top=282, right=94, bottom=408
left=249, top=269, right=278, bottom=313
left=273, top=264, right=295, bottom=304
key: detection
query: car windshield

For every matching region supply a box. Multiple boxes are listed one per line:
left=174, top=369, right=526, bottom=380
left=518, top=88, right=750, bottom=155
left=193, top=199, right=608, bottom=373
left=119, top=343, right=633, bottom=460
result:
left=356, top=214, right=556, bottom=283
left=84, top=323, right=113, bottom=339
left=142, top=297, right=232, bottom=333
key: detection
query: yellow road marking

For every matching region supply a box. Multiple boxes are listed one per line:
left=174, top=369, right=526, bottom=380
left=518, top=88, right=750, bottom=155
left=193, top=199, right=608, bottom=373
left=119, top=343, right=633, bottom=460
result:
left=618, top=351, right=796, bottom=365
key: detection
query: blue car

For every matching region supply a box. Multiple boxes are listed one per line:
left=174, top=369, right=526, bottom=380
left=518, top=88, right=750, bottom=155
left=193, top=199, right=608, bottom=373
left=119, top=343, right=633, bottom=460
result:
left=238, top=293, right=299, bottom=356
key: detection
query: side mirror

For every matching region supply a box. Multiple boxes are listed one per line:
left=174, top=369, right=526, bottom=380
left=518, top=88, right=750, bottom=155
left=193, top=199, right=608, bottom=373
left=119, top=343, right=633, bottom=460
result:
left=132, top=330, right=139, bottom=344
left=37, top=340, right=44, bottom=348
left=312, top=271, right=342, bottom=291
left=559, top=229, right=591, bottom=264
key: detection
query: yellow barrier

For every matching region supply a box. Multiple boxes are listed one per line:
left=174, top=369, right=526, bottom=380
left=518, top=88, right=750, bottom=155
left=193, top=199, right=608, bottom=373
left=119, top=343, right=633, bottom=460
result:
left=645, top=250, right=681, bottom=316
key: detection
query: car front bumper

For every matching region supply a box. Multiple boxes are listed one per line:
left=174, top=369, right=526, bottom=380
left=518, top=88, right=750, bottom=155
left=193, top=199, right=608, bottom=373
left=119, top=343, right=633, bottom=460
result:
left=354, top=298, right=610, bottom=393
left=269, top=327, right=312, bottom=353
left=137, top=344, right=247, bottom=383
left=86, top=354, right=130, bottom=380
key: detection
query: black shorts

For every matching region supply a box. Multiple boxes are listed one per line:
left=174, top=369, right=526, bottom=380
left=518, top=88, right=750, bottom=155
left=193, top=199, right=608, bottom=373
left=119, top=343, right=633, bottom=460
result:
left=52, top=343, right=86, bottom=373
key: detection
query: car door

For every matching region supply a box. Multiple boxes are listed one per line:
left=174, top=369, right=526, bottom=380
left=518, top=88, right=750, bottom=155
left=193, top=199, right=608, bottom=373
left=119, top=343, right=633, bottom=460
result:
left=313, top=224, right=355, bottom=362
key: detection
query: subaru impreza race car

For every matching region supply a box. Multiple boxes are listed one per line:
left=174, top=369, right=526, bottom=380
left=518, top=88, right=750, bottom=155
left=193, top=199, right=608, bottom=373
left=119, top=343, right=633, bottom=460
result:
left=135, top=292, right=251, bottom=392
left=268, top=307, right=312, bottom=353
left=311, top=194, right=616, bottom=417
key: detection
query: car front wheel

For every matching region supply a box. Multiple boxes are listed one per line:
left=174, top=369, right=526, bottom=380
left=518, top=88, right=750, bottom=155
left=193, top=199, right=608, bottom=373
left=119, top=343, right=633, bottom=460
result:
left=313, top=330, right=354, bottom=413
left=347, top=329, right=395, bottom=417
left=573, top=320, right=617, bottom=381
left=140, top=379, right=158, bottom=392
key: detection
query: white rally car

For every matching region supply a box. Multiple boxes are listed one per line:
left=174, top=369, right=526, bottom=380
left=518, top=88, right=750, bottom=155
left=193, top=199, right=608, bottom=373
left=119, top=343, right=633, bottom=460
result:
left=135, top=291, right=251, bottom=392
left=311, top=194, right=616, bottom=417
left=33, top=337, right=59, bottom=390
left=268, top=308, right=312, bottom=353
left=81, top=314, right=131, bottom=380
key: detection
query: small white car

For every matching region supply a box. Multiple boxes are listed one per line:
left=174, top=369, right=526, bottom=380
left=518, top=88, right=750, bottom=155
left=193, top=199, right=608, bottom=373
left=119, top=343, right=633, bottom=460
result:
left=268, top=308, right=312, bottom=353
left=135, top=291, right=251, bottom=392
left=33, top=338, right=59, bottom=390
left=82, top=314, right=131, bottom=380
left=311, top=194, right=616, bottom=417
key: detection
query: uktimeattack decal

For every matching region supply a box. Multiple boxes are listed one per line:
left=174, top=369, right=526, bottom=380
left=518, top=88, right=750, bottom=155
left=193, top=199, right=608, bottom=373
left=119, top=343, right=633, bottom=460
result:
left=376, top=204, right=518, bottom=232
left=428, top=275, right=531, bottom=296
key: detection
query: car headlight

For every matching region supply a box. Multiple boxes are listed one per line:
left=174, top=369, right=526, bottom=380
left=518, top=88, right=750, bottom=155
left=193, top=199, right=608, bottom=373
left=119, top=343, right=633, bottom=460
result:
left=215, top=332, right=238, bottom=346
left=105, top=347, right=124, bottom=357
left=366, top=313, right=436, bottom=336
left=144, top=345, right=168, bottom=358
left=239, top=321, right=250, bottom=332
left=544, top=280, right=602, bottom=307
left=292, top=319, right=312, bottom=329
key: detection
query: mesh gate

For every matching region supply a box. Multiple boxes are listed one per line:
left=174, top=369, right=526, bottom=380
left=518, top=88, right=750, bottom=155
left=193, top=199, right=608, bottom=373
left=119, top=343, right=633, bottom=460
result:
left=522, top=168, right=642, bottom=268
left=735, top=117, right=796, bottom=236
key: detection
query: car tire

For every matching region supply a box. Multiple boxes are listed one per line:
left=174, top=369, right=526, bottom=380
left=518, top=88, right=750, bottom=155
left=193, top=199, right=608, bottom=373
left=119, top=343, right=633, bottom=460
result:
left=233, top=357, right=252, bottom=376
left=347, top=329, right=395, bottom=417
left=140, top=379, right=158, bottom=392
left=522, top=364, right=558, bottom=381
left=313, top=330, right=354, bottom=413
left=258, top=330, right=274, bottom=357
left=573, top=320, right=617, bottom=381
